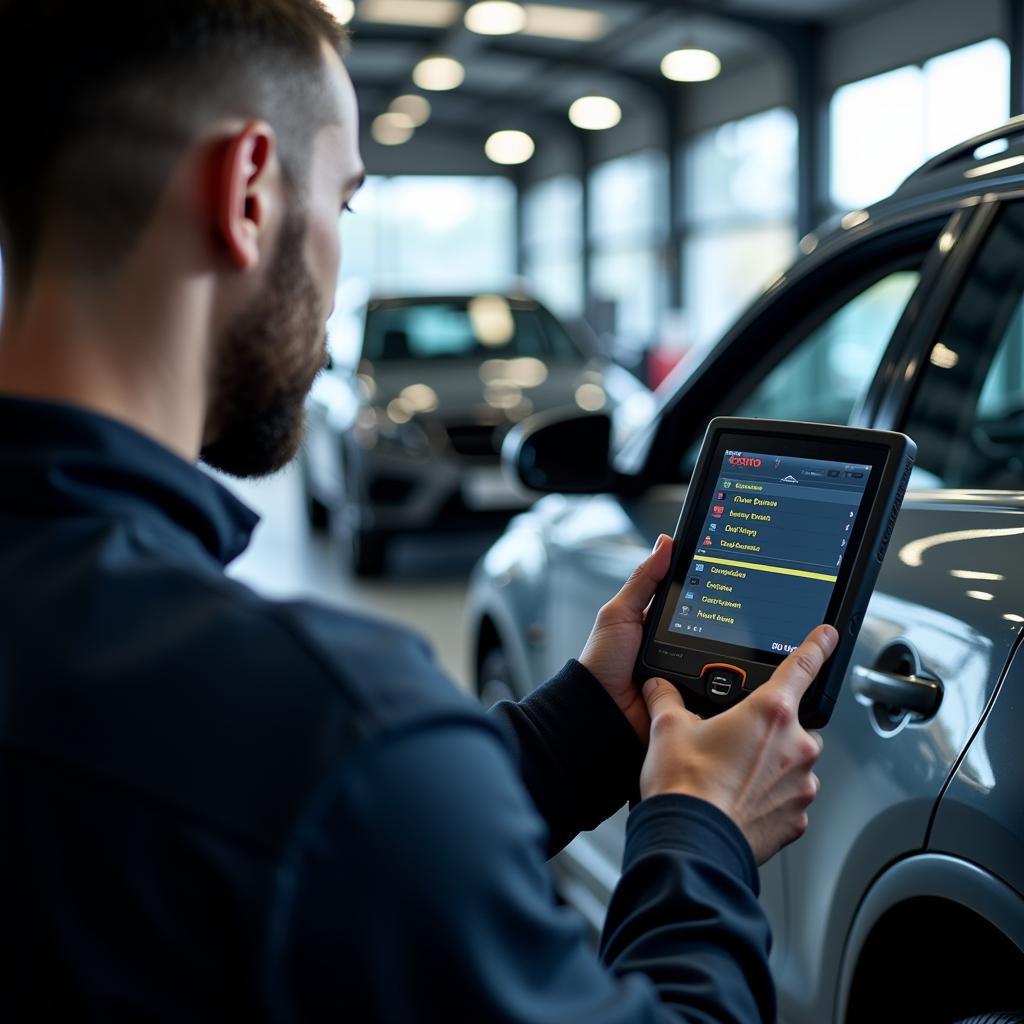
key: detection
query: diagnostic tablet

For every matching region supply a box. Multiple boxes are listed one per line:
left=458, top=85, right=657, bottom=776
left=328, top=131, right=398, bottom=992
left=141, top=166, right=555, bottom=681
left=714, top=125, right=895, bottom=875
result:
left=636, top=417, right=916, bottom=727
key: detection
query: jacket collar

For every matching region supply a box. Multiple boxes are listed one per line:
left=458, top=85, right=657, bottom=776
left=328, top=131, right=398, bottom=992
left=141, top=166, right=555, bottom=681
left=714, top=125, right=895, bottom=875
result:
left=0, top=395, right=260, bottom=566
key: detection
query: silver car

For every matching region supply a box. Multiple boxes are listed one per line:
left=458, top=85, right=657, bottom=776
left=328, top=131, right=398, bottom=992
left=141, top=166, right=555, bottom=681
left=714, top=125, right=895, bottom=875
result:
left=302, top=293, right=650, bottom=575
left=467, top=123, right=1024, bottom=1021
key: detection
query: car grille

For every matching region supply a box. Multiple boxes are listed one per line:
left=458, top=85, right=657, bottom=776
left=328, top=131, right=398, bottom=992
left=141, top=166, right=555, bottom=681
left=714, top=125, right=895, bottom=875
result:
left=445, top=424, right=500, bottom=458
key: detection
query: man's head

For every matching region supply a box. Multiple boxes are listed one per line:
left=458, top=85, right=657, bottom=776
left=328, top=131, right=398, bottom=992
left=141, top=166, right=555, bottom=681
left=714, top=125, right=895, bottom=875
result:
left=0, top=0, right=365, bottom=476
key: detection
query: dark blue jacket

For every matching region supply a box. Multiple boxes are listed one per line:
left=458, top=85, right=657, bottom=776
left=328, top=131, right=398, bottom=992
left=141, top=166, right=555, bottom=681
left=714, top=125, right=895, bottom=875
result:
left=0, top=396, right=774, bottom=1022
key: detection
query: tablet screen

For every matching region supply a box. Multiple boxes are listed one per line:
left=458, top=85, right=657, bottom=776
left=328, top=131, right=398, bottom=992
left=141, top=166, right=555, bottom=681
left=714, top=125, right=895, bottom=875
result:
left=666, top=448, right=872, bottom=656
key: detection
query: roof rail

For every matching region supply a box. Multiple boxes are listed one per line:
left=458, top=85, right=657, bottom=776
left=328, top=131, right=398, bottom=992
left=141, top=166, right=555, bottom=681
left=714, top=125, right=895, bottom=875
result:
left=901, top=115, right=1024, bottom=187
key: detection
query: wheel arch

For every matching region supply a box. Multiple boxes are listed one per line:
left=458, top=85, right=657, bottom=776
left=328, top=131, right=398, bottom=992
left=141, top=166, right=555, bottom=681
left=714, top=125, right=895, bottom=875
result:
left=837, top=854, right=1024, bottom=1022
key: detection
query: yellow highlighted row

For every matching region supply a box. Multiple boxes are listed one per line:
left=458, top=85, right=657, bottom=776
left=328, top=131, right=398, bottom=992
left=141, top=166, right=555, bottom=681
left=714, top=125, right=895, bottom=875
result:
left=699, top=554, right=838, bottom=583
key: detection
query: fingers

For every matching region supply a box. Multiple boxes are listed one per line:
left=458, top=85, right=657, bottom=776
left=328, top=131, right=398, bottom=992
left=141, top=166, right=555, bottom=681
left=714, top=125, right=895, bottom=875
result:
left=601, top=534, right=672, bottom=623
left=761, top=624, right=838, bottom=704
left=641, top=676, right=691, bottom=721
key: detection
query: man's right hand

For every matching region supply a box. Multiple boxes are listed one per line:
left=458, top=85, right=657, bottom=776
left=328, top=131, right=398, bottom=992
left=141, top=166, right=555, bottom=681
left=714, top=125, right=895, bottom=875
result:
left=638, top=624, right=836, bottom=864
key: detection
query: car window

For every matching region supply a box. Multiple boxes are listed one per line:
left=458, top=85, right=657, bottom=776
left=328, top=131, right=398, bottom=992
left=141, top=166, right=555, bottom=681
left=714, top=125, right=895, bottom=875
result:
left=904, top=201, right=1024, bottom=489
left=665, top=267, right=921, bottom=481
left=362, top=299, right=582, bottom=362
left=734, top=270, right=920, bottom=423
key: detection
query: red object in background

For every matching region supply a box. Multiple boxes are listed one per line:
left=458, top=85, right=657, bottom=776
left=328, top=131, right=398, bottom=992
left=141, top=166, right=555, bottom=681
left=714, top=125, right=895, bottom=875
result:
left=647, top=345, right=689, bottom=388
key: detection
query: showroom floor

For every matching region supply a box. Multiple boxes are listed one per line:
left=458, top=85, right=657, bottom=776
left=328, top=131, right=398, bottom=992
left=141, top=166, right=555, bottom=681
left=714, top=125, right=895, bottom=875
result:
left=216, top=461, right=493, bottom=691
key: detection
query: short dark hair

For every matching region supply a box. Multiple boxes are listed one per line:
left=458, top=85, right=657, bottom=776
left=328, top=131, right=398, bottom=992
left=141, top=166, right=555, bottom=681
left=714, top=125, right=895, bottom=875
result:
left=0, top=0, right=348, bottom=287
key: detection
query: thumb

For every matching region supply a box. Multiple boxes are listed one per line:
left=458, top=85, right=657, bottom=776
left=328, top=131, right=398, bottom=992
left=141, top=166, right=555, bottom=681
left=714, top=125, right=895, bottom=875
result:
left=762, top=624, right=839, bottom=703
left=606, top=534, right=672, bottom=622
left=642, top=676, right=692, bottom=719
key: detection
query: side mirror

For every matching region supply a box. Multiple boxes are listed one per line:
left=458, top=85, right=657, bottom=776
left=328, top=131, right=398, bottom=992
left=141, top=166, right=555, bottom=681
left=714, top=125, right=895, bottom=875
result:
left=502, top=408, right=617, bottom=494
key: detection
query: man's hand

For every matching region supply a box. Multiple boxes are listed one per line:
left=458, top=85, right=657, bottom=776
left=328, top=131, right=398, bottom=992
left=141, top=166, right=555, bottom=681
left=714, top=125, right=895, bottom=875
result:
left=579, top=534, right=673, bottom=742
left=639, top=625, right=836, bottom=864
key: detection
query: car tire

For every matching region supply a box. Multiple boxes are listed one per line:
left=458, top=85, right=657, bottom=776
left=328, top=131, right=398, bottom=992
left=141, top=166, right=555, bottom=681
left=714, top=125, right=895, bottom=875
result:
left=347, top=525, right=387, bottom=577
left=306, top=491, right=331, bottom=532
left=952, top=1015, right=1024, bottom=1023
left=478, top=646, right=517, bottom=708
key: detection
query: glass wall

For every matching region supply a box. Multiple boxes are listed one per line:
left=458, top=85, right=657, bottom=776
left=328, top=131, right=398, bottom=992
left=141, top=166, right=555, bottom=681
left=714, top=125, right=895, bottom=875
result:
left=588, top=149, right=669, bottom=353
left=522, top=174, right=584, bottom=319
left=684, top=107, right=798, bottom=350
left=831, top=38, right=1010, bottom=211
left=340, top=175, right=517, bottom=296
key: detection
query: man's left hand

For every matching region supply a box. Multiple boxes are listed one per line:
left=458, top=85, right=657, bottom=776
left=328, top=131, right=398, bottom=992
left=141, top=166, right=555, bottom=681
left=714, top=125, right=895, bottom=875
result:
left=579, top=533, right=672, bottom=743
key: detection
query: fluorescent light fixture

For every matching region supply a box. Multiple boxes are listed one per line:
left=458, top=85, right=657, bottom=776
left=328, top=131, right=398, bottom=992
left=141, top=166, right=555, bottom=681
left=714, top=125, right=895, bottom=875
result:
left=465, top=1, right=526, bottom=34
left=413, top=56, right=465, bottom=91
left=966, top=590, right=995, bottom=601
left=1003, top=613, right=1024, bottom=623
left=485, top=129, right=534, bottom=165
left=661, top=48, right=721, bottom=83
left=319, top=0, right=355, bottom=23
left=389, top=94, right=431, bottom=126
left=522, top=3, right=606, bottom=41
left=371, top=112, right=414, bottom=146
left=358, top=0, right=459, bottom=27
left=950, top=570, right=1004, bottom=580
left=568, top=95, right=621, bottom=130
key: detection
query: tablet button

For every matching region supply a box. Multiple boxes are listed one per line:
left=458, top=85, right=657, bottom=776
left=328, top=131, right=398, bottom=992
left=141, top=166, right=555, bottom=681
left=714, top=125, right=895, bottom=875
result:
left=702, top=663, right=745, bottom=702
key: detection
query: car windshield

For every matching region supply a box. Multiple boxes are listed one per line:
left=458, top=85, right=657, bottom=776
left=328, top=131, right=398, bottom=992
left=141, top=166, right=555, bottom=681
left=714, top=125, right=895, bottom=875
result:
left=362, top=298, right=583, bottom=362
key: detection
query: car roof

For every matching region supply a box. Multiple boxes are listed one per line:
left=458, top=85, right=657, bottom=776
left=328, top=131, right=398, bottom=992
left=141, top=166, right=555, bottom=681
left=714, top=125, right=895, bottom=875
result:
left=367, top=293, right=541, bottom=310
left=806, top=116, right=1024, bottom=256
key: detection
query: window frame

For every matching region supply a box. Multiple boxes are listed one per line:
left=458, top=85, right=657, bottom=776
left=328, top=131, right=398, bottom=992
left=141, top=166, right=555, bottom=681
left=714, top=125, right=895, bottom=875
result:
left=615, top=212, right=951, bottom=487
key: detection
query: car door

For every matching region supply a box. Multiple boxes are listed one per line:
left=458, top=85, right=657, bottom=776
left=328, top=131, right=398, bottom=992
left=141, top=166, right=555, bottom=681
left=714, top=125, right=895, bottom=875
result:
left=775, top=194, right=1024, bottom=1023
left=542, top=210, right=951, bottom=940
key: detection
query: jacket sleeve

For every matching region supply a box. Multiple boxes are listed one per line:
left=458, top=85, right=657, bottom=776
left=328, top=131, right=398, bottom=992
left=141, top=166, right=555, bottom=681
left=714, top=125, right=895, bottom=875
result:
left=268, top=714, right=774, bottom=1024
left=487, top=659, right=646, bottom=855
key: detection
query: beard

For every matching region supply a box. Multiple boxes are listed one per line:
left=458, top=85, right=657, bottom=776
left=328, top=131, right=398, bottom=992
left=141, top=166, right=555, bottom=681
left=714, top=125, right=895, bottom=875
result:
left=200, top=209, right=326, bottom=479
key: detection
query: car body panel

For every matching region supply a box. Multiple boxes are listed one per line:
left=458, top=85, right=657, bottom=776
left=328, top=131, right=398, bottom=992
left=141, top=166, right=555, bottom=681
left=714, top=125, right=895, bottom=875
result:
left=774, top=497, right=1024, bottom=1021
left=928, top=626, right=1024, bottom=899
left=834, top=853, right=1024, bottom=1021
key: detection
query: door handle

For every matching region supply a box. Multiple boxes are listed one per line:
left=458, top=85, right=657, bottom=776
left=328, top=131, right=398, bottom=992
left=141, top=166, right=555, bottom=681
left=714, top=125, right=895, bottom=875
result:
left=850, top=665, right=942, bottom=717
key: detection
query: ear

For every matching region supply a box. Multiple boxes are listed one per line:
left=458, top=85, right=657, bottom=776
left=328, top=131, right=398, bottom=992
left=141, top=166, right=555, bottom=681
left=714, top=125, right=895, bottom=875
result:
left=214, top=122, right=279, bottom=271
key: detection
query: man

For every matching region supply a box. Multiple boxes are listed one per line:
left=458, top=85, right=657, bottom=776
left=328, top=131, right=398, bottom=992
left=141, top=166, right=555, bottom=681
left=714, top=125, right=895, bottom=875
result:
left=0, top=1, right=831, bottom=1019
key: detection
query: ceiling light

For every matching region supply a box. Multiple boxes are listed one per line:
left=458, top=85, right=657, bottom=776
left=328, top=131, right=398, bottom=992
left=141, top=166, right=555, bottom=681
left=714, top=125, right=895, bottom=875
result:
left=358, top=0, right=460, bottom=27
left=522, top=3, right=606, bottom=41
left=389, top=94, right=431, bottom=126
left=661, top=48, right=721, bottom=83
left=413, top=56, right=465, bottom=91
left=319, top=0, right=355, bottom=23
left=372, top=112, right=415, bottom=146
left=568, top=95, right=621, bottom=130
left=465, top=1, right=526, bottom=34
left=485, top=129, right=534, bottom=165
